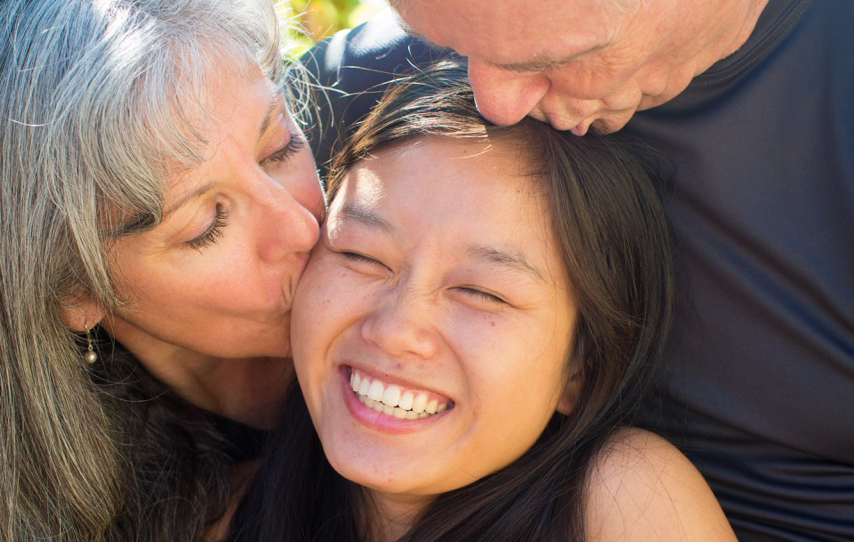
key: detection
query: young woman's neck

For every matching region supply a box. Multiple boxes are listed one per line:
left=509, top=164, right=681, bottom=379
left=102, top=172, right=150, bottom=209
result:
left=364, top=489, right=432, bottom=542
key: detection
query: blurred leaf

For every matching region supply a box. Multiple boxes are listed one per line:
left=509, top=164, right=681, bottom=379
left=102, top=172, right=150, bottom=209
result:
left=284, top=0, right=386, bottom=48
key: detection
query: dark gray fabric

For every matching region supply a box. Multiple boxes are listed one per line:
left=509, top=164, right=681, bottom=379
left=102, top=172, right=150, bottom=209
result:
left=299, top=1, right=854, bottom=539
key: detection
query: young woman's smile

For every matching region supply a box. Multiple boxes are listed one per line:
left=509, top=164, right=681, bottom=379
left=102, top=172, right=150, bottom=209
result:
left=340, top=366, right=454, bottom=434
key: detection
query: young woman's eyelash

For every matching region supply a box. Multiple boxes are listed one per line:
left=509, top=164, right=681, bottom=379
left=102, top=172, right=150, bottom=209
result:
left=460, top=287, right=507, bottom=305
left=186, top=204, right=228, bottom=251
left=262, top=132, right=306, bottom=168
left=340, top=251, right=380, bottom=266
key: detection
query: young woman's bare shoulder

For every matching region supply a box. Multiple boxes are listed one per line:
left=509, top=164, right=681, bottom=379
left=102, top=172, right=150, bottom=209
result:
left=583, top=428, right=736, bottom=542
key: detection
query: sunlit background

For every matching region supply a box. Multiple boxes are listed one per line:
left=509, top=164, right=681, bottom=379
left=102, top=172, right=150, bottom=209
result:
left=282, top=0, right=388, bottom=55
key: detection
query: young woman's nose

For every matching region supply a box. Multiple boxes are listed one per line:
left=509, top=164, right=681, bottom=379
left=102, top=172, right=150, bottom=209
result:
left=466, top=59, right=549, bottom=126
left=360, top=290, right=440, bottom=360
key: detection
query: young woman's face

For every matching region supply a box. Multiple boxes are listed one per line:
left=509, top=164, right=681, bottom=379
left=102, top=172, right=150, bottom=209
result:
left=292, top=136, right=576, bottom=506
left=103, top=65, right=323, bottom=360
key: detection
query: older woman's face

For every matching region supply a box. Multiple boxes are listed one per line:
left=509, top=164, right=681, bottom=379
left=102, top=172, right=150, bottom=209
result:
left=103, top=65, right=323, bottom=360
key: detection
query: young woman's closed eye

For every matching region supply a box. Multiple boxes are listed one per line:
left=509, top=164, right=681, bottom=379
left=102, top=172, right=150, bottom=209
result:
left=454, top=286, right=508, bottom=306
left=338, top=250, right=389, bottom=269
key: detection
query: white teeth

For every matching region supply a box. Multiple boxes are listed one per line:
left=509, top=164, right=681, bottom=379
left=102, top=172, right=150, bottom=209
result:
left=350, top=369, right=450, bottom=420
left=412, top=394, right=428, bottom=413
left=381, top=385, right=401, bottom=407
left=367, top=380, right=384, bottom=401
left=358, top=377, right=371, bottom=396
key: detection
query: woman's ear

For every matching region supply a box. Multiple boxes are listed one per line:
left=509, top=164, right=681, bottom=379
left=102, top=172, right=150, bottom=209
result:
left=60, top=296, right=106, bottom=331
left=556, top=364, right=583, bottom=415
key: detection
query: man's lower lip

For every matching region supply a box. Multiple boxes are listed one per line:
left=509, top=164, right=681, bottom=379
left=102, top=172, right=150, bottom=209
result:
left=570, top=123, right=589, bottom=136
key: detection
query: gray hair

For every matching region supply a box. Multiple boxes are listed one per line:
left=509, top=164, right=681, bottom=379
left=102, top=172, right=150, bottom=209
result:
left=0, top=0, right=290, bottom=539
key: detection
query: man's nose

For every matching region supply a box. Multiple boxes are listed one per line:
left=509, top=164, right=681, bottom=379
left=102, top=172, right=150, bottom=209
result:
left=467, top=58, right=549, bottom=126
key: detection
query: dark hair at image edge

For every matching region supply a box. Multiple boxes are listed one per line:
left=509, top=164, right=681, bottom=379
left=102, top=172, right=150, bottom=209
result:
left=234, top=62, right=673, bottom=542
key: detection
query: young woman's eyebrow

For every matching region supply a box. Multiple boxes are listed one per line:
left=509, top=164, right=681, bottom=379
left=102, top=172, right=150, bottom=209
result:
left=339, top=203, right=395, bottom=235
left=466, top=245, right=547, bottom=283
left=338, top=202, right=545, bottom=282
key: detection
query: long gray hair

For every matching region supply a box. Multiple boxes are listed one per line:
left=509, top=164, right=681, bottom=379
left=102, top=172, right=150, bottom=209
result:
left=0, top=0, right=291, bottom=539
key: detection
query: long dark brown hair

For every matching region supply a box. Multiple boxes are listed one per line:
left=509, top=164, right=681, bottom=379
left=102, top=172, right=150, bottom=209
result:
left=234, top=62, right=673, bottom=542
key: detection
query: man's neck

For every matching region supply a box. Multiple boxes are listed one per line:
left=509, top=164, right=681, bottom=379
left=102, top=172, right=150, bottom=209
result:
left=720, top=0, right=772, bottom=59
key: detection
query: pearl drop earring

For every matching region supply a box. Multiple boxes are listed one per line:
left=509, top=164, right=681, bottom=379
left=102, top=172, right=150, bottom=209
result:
left=84, top=328, right=97, bottom=364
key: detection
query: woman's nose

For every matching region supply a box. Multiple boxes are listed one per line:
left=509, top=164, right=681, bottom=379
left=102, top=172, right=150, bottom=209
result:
left=257, top=183, right=320, bottom=262
left=360, top=290, right=441, bottom=361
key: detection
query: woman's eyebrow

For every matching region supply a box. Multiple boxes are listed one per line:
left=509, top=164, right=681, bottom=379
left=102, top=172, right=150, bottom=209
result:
left=339, top=203, right=395, bottom=234
left=163, top=180, right=216, bottom=218
left=110, top=179, right=216, bottom=238
left=339, top=203, right=546, bottom=282
left=258, top=87, right=286, bottom=139
left=466, top=245, right=547, bottom=283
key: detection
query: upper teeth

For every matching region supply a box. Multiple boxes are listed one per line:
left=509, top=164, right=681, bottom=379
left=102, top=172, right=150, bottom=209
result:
left=350, top=369, right=449, bottom=420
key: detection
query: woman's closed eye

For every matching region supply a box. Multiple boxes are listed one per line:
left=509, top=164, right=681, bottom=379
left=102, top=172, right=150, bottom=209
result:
left=339, top=250, right=387, bottom=268
left=456, top=287, right=508, bottom=305
left=186, top=203, right=228, bottom=251
left=261, top=131, right=306, bottom=169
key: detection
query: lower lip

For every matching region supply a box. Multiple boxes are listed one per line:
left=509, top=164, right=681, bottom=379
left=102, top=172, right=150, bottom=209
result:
left=570, top=123, right=589, bottom=136
left=339, top=367, right=449, bottom=435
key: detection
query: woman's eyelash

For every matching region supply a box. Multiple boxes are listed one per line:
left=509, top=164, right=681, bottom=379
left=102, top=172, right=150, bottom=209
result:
left=340, top=251, right=380, bottom=265
left=262, top=132, right=306, bottom=168
left=337, top=249, right=506, bottom=304
left=186, top=204, right=228, bottom=251
left=460, top=287, right=507, bottom=305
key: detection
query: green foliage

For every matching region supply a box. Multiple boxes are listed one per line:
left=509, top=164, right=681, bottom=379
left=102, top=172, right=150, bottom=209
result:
left=282, top=0, right=386, bottom=56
